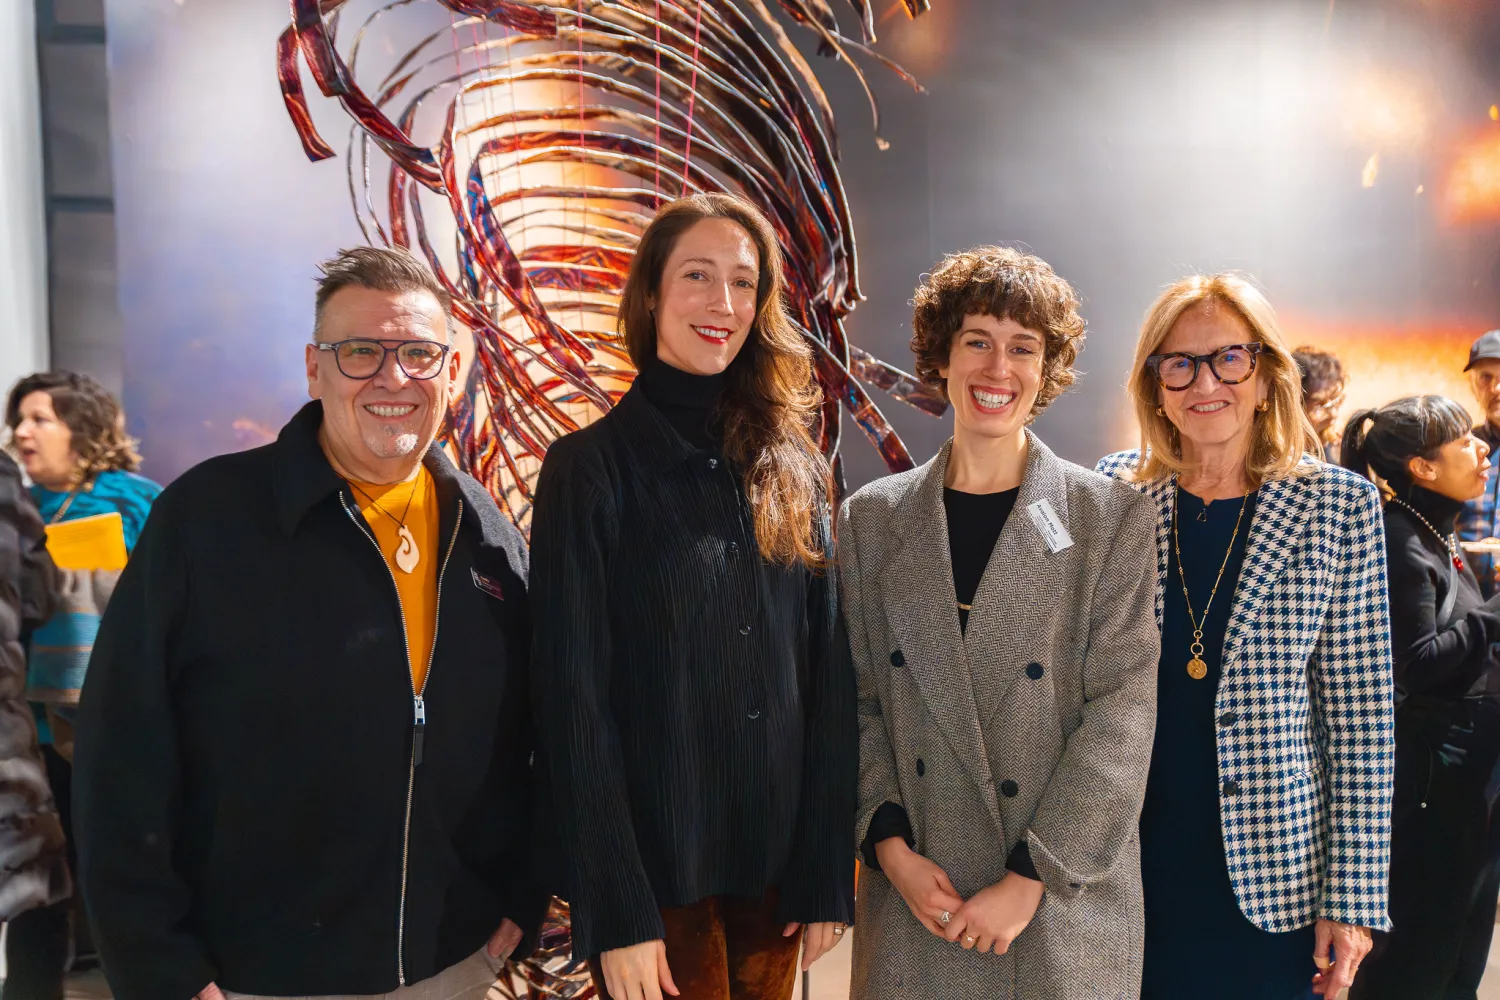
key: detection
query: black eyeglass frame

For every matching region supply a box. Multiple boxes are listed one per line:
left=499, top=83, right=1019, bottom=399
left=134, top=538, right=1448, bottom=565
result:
left=313, top=338, right=454, bottom=381
left=1145, top=342, right=1264, bottom=391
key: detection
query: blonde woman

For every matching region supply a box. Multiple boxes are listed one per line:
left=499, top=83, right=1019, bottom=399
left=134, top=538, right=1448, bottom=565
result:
left=1098, top=274, right=1394, bottom=1000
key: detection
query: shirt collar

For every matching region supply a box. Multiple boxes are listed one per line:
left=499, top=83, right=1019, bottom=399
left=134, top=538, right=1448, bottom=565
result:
left=271, top=400, right=478, bottom=536
left=612, top=385, right=722, bottom=472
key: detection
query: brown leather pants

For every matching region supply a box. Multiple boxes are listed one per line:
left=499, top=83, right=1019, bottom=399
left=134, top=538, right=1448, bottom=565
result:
left=589, top=892, right=802, bottom=1000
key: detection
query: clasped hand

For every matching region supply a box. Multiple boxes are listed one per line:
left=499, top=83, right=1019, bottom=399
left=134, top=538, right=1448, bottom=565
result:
left=598, top=920, right=845, bottom=999
left=875, top=837, right=1044, bottom=956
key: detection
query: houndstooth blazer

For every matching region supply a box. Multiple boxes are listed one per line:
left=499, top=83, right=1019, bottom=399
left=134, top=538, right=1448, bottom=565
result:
left=1097, top=450, right=1395, bottom=932
left=843, top=435, right=1160, bottom=1000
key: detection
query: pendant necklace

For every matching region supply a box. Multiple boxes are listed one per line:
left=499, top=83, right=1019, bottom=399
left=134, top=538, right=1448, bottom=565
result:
left=1388, top=496, right=1465, bottom=572
left=48, top=488, right=81, bottom=524
left=349, top=477, right=422, bottom=573
left=1172, top=487, right=1251, bottom=680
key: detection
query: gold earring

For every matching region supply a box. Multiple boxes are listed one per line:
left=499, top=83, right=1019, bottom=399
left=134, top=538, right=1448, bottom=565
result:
left=1156, top=406, right=1165, bottom=417
left=1255, top=399, right=1270, bottom=413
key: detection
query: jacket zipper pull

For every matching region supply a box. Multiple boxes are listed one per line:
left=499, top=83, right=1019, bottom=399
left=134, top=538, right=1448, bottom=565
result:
left=413, top=696, right=426, bottom=767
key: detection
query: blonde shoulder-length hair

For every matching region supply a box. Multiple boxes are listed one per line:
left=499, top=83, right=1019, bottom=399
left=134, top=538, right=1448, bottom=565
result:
left=1126, top=273, right=1321, bottom=487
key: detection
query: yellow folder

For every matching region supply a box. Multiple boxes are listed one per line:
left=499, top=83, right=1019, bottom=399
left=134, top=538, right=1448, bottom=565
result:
left=44, top=511, right=128, bottom=571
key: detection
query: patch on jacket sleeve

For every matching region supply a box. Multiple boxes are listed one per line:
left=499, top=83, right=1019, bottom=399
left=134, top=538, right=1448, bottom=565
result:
left=471, top=568, right=505, bottom=600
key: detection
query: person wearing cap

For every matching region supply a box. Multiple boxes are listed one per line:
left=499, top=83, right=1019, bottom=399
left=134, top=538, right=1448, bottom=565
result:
left=1458, top=329, right=1500, bottom=597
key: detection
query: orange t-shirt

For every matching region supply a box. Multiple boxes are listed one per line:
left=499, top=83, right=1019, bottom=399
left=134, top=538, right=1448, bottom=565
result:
left=348, top=468, right=441, bottom=693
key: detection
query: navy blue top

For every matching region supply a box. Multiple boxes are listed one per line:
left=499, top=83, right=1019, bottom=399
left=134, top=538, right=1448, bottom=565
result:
left=1140, top=486, right=1316, bottom=1000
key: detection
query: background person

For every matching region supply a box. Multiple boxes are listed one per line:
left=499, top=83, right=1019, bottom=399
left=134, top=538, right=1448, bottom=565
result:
left=1458, top=330, right=1500, bottom=597
left=0, top=448, right=67, bottom=1000
left=1291, top=345, right=1346, bottom=464
left=1099, top=274, right=1394, bottom=1000
left=529, top=194, right=855, bottom=1000
left=3, top=371, right=162, bottom=995
left=842, top=247, right=1159, bottom=1000
left=1343, top=397, right=1500, bottom=999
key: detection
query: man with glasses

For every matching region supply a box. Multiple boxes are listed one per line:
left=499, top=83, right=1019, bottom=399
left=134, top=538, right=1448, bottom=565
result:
left=1459, top=330, right=1500, bottom=597
left=73, top=247, right=547, bottom=1000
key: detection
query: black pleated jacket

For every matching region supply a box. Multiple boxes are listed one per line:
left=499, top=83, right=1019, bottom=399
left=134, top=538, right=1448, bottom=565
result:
left=529, top=384, right=856, bottom=957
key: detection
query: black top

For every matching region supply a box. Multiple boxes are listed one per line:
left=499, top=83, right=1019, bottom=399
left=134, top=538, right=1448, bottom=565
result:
left=73, top=402, right=547, bottom=1000
left=635, top=356, right=727, bottom=450
left=1140, top=487, right=1317, bottom=999
left=528, top=384, right=856, bottom=957
left=944, top=486, right=1021, bottom=633
left=1385, top=484, right=1500, bottom=702
left=860, top=484, right=1038, bottom=882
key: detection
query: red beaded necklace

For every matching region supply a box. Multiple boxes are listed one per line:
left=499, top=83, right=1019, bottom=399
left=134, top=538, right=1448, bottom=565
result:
left=1389, top=496, right=1465, bottom=572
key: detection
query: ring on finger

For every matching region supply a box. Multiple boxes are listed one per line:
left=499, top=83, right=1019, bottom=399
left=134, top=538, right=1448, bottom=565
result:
left=963, top=933, right=977, bottom=946
left=939, top=910, right=952, bottom=925
left=832, top=924, right=846, bottom=937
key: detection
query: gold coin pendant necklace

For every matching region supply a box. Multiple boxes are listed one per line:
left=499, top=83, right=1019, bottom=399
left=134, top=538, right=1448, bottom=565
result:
left=349, top=477, right=421, bottom=573
left=1172, top=486, right=1251, bottom=680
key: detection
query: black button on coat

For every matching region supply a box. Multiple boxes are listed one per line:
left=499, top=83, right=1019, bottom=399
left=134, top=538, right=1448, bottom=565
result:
left=529, top=387, right=856, bottom=957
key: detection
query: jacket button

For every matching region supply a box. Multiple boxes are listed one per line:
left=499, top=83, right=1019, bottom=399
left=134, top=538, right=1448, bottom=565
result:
left=707, top=457, right=719, bottom=470
left=1222, top=779, right=1241, bottom=796
left=738, top=624, right=752, bottom=636
left=890, top=650, right=905, bottom=667
left=747, top=710, right=761, bottom=720
left=727, top=541, right=740, bottom=558
left=1069, top=882, right=1082, bottom=890
left=1026, top=662, right=1044, bottom=680
left=1000, top=779, right=1019, bottom=798
left=1218, top=711, right=1238, bottom=727
left=915, top=758, right=925, bottom=777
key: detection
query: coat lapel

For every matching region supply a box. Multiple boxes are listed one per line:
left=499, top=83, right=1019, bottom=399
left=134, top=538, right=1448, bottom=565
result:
left=1222, top=472, right=1315, bottom=666
left=963, top=434, right=1071, bottom=703
left=878, top=443, right=1004, bottom=834
left=1141, top=476, right=1173, bottom=628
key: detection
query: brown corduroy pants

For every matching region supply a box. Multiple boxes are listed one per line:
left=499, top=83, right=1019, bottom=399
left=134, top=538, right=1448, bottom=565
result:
left=589, top=892, right=803, bottom=1000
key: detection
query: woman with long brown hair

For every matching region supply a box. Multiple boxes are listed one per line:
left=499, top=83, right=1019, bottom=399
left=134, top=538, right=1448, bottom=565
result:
left=530, top=193, right=855, bottom=1000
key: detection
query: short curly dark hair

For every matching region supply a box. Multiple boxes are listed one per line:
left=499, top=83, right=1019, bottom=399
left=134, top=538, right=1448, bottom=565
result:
left=5, top=371, right=141, bottom=483
left=910, top=246, right=1085, bottom=420
left=1291, top=345, right=1345, bottom=398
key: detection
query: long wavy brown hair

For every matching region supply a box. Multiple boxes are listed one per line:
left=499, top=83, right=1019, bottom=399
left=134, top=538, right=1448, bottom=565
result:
left=618, top=193, right=828, bottom=568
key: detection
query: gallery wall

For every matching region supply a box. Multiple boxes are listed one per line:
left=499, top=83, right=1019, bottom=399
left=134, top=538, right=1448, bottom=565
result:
left=98, top=0, right=1500, bottom=489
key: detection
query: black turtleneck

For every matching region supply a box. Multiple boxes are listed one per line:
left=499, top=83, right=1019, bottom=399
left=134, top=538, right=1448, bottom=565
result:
left=635, top=356, right=727, bottom=450
left=1385, top=484, right=1500, bottom=700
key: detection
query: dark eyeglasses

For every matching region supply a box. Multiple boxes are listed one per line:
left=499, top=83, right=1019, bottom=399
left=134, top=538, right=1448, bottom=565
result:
left=313, top=339, right=452, bottom=380
left=1145, top=342, right=1263, bottom=391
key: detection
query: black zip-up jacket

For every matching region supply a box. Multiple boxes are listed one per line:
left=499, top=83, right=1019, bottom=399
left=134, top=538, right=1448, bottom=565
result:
left=74, top=402, right=547, bottom=1000
left=529, top=379, right=857, bottom=958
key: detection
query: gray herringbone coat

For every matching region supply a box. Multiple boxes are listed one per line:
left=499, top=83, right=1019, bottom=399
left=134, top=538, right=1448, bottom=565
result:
left=841, top=435, right=1160, bottom=1000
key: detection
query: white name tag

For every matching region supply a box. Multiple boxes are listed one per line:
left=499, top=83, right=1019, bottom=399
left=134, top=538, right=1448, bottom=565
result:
left=1026, top=499, right=1074, bottom=554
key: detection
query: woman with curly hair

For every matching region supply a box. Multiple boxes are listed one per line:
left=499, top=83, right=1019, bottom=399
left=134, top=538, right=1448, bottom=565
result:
left=3, top=370, right=161, bottom=993
left=8, top=372, right=159, bottom=549
left=841, top=247, right=1160, bottom=999
left=529, top=194, right=854, bottom=1000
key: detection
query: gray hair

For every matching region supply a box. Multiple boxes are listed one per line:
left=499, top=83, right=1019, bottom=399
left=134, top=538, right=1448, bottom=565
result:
left=313, top=246, right=452, bottom=340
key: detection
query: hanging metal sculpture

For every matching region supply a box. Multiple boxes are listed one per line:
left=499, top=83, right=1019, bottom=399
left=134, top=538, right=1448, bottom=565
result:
left=278, top=1, right=940, bottom=993
left=278, top=0, right=945, bottom=535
